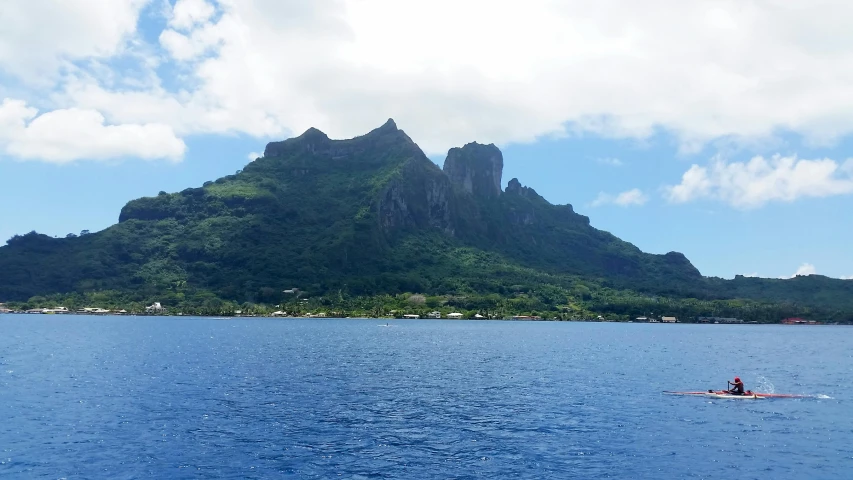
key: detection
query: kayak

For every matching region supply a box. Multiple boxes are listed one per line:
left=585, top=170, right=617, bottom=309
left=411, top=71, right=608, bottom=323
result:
left=706, top=391, right=764, bottom=400
left=663, top=390, right=809, bottom=399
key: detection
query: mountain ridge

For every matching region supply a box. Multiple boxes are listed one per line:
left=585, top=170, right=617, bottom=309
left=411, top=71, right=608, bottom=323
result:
left=2, top=119, right=852, bottom=319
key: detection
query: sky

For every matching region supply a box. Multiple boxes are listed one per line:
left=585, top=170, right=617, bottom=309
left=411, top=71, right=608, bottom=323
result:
left=1, top=0, right=853, bottom=280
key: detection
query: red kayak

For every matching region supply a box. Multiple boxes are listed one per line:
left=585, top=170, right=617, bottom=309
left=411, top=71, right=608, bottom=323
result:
left=664, top=390, right=809, bottom=399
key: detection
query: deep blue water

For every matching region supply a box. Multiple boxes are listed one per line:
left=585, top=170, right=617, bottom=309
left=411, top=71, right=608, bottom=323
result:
left=1, top=316, right=850, bottom=479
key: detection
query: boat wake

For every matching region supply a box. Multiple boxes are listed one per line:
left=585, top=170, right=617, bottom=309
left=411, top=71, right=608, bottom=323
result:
left=754, top=375, right=776, bottom=394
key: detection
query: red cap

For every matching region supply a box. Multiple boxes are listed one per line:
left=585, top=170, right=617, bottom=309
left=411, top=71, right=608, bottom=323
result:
left=734, top=377, right=741, bottom=382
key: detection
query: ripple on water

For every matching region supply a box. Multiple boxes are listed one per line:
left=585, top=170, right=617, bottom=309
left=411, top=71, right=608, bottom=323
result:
left=0, top=317, right=849, bottom=479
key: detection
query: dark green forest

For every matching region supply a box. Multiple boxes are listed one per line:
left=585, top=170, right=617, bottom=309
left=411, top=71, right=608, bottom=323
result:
left=2, top=119, right=851, bottom=322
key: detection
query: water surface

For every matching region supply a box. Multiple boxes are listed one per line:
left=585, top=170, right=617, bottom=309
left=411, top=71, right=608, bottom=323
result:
left=1, top=316, right=850, bottom=478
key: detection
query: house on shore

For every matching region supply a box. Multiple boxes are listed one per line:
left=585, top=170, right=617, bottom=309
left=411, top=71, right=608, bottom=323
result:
left=447, top=312, right=464, bottom=319
left=78, top=307, right=111, bottom=314
left=427, top=311, right=441, bottom=319
left=42, top=307, right=68, bottom=314
left=403, top=314, right=420, bottom=319
left=145, top=302, right=165, bottom=313
left=661, top=316, right=677, bottom=323
left=698, top=316, right=743, bottom=324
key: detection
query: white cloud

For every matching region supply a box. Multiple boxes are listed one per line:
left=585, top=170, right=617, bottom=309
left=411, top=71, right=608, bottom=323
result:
left=159, top=0, right=223, bottom=62
left=790, top=263, right=817, bottom=278
left=247, top=151, right=261, bottom=161
left=596, top=157, right=624, bottom=167
left=8, top=1, right=853, bottom=159
left=591, top=188, right=648, bottom=207
left=0, top=98, right=185, bottom=163
left=169, top=0, right=216, bottom=31
left=742, top=272, right=759, bottom=278
left=159, top=26, right=223, bottom=61
left=0, top=0, right=148, bottom=82
left=841, top=275, right=853, bottom=280
left=664, top=154, right=853, bottom=208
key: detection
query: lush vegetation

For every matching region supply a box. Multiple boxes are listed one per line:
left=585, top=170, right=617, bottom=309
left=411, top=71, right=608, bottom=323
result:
left=2, top=120, right=852, bottom=323
left=3, top=281, right=844, bottom=324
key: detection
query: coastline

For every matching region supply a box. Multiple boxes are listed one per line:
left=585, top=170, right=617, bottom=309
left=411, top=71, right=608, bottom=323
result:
left=0, top=311, right=843, bottom=325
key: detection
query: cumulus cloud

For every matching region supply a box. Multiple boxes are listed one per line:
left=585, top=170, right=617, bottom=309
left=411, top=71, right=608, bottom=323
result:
left=0, top=98, right=185, bottom=163
left=7, top=1, right=853, bottom=159
left=0, top=0, right=148, bottom=82
left=159, top=0, right=223, bottom=62
left=159, top=25, right=223, bottom=62
left=591, top=188, right=648, bottom=207
left=247, top=151, right=262, bottom=161
left=664, top=154, right=853, bottom=208
left=169, top=0, right=217, bottom=30
left=841, top=275, right=853, bottom=280
left=791, top=263, right=817, bottom=277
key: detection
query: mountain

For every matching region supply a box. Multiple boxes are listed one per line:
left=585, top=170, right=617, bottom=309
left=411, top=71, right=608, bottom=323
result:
left=1, top=119, right=852, bottom=317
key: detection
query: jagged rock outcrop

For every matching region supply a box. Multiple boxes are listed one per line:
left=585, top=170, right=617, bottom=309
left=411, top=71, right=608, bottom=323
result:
left=504, top=177, right=591, bottom=227
left=442, top=142, right=503, bottom=199
left=505, top=177, right=540, bottom=200
left=264, top=127, right=331, bottom=157
left=263, top=118, right=409, bottom=160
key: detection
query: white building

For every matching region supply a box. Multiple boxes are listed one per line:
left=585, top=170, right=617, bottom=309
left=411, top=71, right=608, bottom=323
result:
left=42, top=307, right=68, bottom=314
left=447, top=312, right=464, bottom=319
left=145, top=302, right=164, bottom=313
left=427, top=311, right=441, bottom=319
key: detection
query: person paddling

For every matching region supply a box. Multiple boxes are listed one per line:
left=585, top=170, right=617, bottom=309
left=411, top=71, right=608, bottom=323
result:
left=727, top=376, right=745, bottom=395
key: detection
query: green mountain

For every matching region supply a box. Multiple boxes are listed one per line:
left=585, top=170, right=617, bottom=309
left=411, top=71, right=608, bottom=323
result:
left=2, top=119, right=852, bottom=319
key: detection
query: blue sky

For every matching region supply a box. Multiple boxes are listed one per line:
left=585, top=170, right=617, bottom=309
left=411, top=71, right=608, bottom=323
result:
left=2, top=0, right=853, bottom=280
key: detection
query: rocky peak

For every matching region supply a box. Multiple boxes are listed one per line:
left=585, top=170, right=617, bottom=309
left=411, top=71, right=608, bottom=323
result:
left=662, top=251, right=702, bottom=277
left=442, top=142, right=503, bottom=199
left=370, top=118, right=398, bottom=135
left=299, top=127, right=330, bottom=141
left=262, top=119, right=409, bottom=159
left=505, top=177, right=542, bottom=200
left=263, top=126, right=331, bottom=157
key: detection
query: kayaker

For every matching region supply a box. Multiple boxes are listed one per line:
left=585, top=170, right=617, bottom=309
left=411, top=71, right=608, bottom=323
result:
left=727, top=377, right=745, bottom=395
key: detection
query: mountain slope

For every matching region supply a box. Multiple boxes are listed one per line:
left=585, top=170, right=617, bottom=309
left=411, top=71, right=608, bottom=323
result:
left=1, top=119, right=851, bottom=314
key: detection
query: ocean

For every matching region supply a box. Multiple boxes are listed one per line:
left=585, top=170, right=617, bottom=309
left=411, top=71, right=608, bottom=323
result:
left=1, top=316, right=850, bottom=479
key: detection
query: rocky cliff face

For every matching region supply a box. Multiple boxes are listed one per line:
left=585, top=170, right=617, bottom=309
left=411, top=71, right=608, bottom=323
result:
left=378, top=160, right=454, bottom=235
left=442, top=142, right=503, bottom=199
